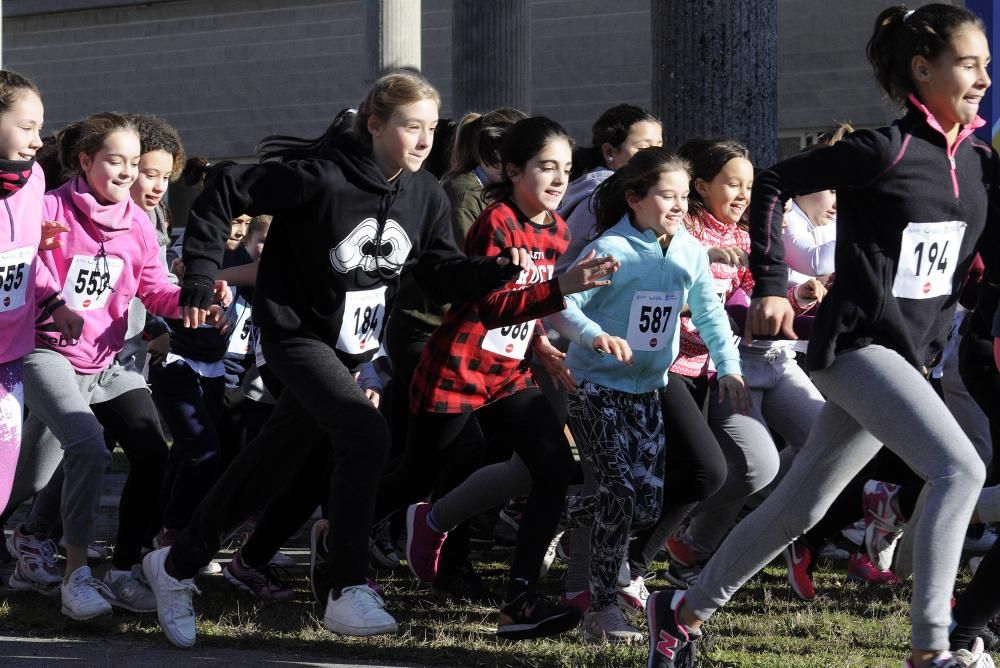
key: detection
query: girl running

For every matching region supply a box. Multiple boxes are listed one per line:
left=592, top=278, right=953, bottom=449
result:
left=546, top=147, right=747, bottom=643
left=142, top=71, right=548, bottom=647
left=648, top=5, right=998, bottom=667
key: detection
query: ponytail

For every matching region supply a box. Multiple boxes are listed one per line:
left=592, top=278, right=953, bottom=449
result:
left=444, top=107, right=527, bottom=182
left=256, top=107, right=356, bottom=162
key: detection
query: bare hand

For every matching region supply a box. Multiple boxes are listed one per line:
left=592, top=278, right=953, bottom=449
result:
left=497, top=247, right=537, bottom=276
left=181, top=305, right=209, bottom=329
left=214, top=280, right=233, bottom=307
left=533, top=334, right=576, bottom=392
left=718, top=374, right=751, bottom=415
left=51, top=304, right=83, bottom=345
left=39, top=221, right=70, bottom=251
left=592, top=333, right=632, bottom=366
left=746, top=296, right=797, bottom=342
left=205, top=304, right=230, bottom=333
left=556, top=249, right=619, bottom=296
left=708, top=246, right=748, bottom=266
left=795, top=278, right=827, bottom=304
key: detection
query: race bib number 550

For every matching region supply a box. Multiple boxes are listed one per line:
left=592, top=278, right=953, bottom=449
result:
left=892, top=221, right=966, bottom=300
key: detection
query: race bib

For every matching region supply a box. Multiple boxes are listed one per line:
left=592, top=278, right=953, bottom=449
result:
left=626, top=291, right=681, bottom=351
left=892, top=221, right=966, bottom=300
left=63, top=254, right=124, bottom=311
left=481, top=320, right=536, bottom=360
left=337, top=287, right=386, bottom=354
left=226, top=296, right=253, bottom=356
left=0, top=246, right=33, bottom=313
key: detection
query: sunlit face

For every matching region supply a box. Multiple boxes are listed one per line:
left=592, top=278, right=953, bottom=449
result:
left=604, top=120, right=663, bottom=170
left=80, top=130, right=140, bottom=204
left=696, top=157, right=753, bottom=226
left=227, top=214, right=251, bottom=251
left=0, top=89, right=43, bottom=162
left=130, top=149, right=174, bottom=212
left=508, top=137, right=573, bottom=222
left=914, top=26, right=991, bottom=130
left=245, top=228, right=267, bottom=260
left=369, top=98, right=439, bottom=177
left=627, top=169, right=690, bottom=238
left=794, top=189, right=836, bottom=227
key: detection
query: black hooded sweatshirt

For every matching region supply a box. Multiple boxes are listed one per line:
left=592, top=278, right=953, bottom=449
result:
left=749, top=97, right=1000, bottom=372
left=180, top=134, right=519, bottom=371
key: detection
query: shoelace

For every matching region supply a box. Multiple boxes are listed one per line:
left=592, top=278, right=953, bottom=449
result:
left=346, top=582, right=386, bottom=608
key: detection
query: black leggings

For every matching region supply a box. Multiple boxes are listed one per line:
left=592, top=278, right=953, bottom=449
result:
left=92, top=388, right=169, bottom=569
left=170, top=336, right=390, bottom=591
left=951, top=540, right=1000, bottom=651
left=629, top=373, right=727, bottom=570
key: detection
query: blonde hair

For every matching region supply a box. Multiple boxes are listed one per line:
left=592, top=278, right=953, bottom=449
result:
left=353, top=70, right=441, bottom=146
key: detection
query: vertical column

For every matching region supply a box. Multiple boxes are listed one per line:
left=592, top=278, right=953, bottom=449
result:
left=651, top=0, right=778, bottom=167
left=452, top=0, right=530, bottom=115
left=366, top=0, right=421, bottom=81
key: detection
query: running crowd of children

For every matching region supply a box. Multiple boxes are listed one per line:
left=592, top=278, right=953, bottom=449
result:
left=0, top=3, right=999, bottom=666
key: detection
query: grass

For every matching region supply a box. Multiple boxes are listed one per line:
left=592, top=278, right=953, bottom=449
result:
left=0, top=535, right=937, bottom=668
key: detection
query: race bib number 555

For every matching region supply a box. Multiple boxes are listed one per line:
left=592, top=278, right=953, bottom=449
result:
left=892, top=221, right=966, bottom=300
left=0, top=246, right=33, bottom=313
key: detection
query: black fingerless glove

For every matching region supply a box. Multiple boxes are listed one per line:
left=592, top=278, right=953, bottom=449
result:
left=179, top=274, right=215, bottom=309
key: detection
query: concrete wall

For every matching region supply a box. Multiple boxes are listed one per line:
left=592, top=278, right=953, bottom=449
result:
left=2, top=0, right=963, bottom=160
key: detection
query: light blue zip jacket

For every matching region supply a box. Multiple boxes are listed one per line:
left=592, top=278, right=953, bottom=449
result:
left=548, top=216, right=741, bottom=394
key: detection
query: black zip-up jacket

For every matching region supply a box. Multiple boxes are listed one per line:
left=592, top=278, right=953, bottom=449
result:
left=181, top=134, right=519, bottom=370
left=750, top=99, right=1000, bottom=371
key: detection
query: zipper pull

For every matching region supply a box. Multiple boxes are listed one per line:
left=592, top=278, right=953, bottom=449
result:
left=949, top=156, right=956, bottom=170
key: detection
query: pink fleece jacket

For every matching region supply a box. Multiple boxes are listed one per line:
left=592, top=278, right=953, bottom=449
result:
left=0, top=163, right=61, bottom=364
left=36, top=177, right=181, bottom=374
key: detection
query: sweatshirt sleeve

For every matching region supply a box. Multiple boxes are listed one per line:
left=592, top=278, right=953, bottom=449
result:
left=32, top=254, right=61, bottom=306
left=749, top=130, right=892, bottom=298
left=782, top=211, right=837, bottom=277
left=411, top=191, right=521, bottom=306
left=688, top=250, right=742, bottom=378
left=181, top=160, right=327, bottom=303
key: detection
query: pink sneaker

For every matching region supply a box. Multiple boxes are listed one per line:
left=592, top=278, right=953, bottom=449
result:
left=559, top=589, right=592, bottom=616
left=223, top=551, right=294, bottom=600
left=405, top=502, right=446, bottom=583
left=847, top=552, right=902, bottom=586
left=665, top=531, right=695, bottom=568
left=783, top=539, right=816, bottom=601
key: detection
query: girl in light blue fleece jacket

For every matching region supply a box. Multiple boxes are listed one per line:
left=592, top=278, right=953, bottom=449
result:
left=547, top=147, right=748, bottom=644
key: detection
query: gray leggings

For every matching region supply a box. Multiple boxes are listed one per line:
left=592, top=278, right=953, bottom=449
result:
left=684, top=345, right=985, bottom=651
left=9, top=348, right=111, bottom=548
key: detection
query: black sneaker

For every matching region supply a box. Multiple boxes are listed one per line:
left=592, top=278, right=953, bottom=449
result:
left=647, top=589, right=699, bottom=668
left=496, top=592, right=582, bottom=640
left=664, top=562, right=703, bottom=590
left=309, top=520, right=330, bottom=606
left=433, top=563, right=500, bottom=605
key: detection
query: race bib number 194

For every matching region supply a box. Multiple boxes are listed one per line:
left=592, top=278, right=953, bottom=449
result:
left=892, top=221, right=966, bottom=300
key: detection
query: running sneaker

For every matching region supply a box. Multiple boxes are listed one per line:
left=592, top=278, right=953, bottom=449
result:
left=103, top=565, right=157, bottom=613
left=847, top=552, right=902, bottom=586
left=499, top=498, right=526, bottom=531
left=618, top=572, right=654, bottom=613
left=223, top=551, right=294, bottom=600
left=143, top=546, right=202, bottom=648
left=666, top=531, right=695, bottom=568
left=904, top=638, right=993, bottom=667
left=199, top=561, right=222, bottom=576
left=646, top=589, right=700, bottom=668
left=368, top=519, right=401, bottom=569
left=309, top=519, right=331, bottom=605
left=863, top=480, right=905, bottom=571
left=581, top=604, right=643, bottom=644
left=783, top=538, right=817, bottom=601
left=496, top=591, right=582, bottom=640
left=153, top=528, right=176, bottom=550
left=964, top=527, right=998, bottom=554
left=664, top=561, right=702, bottom=590
left=61, top=565, right=113, bottom=621
left=841, top=518, right=865, bottom=546
left=7, top=526, right=61, bottom=593
left=322, top=583, right=399, bottom=636
left=560, top=589, right=592, bottom=616
left=539, top=531, right=564, bottom=577
left=405, top=502, right=447, bottom=584
left=433, top=563, right=500, bottom=605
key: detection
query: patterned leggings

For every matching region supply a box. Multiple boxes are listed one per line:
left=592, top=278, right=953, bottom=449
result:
left=566, top=381, right=665, bottom=611
left=0, top=358, right=24, bottom=514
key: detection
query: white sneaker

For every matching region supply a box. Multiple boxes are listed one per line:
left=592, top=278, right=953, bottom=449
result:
left=143, top=547, right=202, bottom=648
left=617, top=572, right=652, bottom=613
left=323, top=584, right=399, bottom=636
left=199, top=561, right=222, bottom=576
left=581, top=604, right=642, bottom=644
left=61, top=566, right=113, bottom=621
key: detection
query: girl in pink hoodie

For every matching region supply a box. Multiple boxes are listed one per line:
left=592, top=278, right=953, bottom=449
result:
left=4, top=112, right=227, bottom=623
left=0, top=72, right=81, bottom=517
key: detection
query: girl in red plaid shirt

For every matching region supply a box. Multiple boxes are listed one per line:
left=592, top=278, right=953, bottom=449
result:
left=391, top=117, right=618, bottom=641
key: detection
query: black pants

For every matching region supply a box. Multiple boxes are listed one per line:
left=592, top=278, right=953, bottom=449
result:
left=629, top=373, right=728, bottom=569
left=960, top=330, right=999, bottom=483
left=91, top=388, right=169, bottom=569
left=951, top=540, right=1000, bottom=651
left=170, top=336, right=390, bottom=590
left=149, top=361, right=227, bottom=531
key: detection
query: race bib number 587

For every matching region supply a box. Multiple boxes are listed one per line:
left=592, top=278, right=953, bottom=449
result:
left=892, top=221, right=966, bottom=300
left=626, top=291, right=680, bottom=351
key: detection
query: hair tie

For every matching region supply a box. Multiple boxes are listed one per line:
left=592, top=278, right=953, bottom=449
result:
left=903, top=9, right=915, bottom=21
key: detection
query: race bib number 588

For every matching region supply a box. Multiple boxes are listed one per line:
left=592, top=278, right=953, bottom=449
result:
left=892, top=221, right=966, bottom=300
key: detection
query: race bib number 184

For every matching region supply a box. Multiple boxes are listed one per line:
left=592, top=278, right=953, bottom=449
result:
left=892, top=221, right=966, bottom=300
left=337, top=287, right=386, bottom=354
